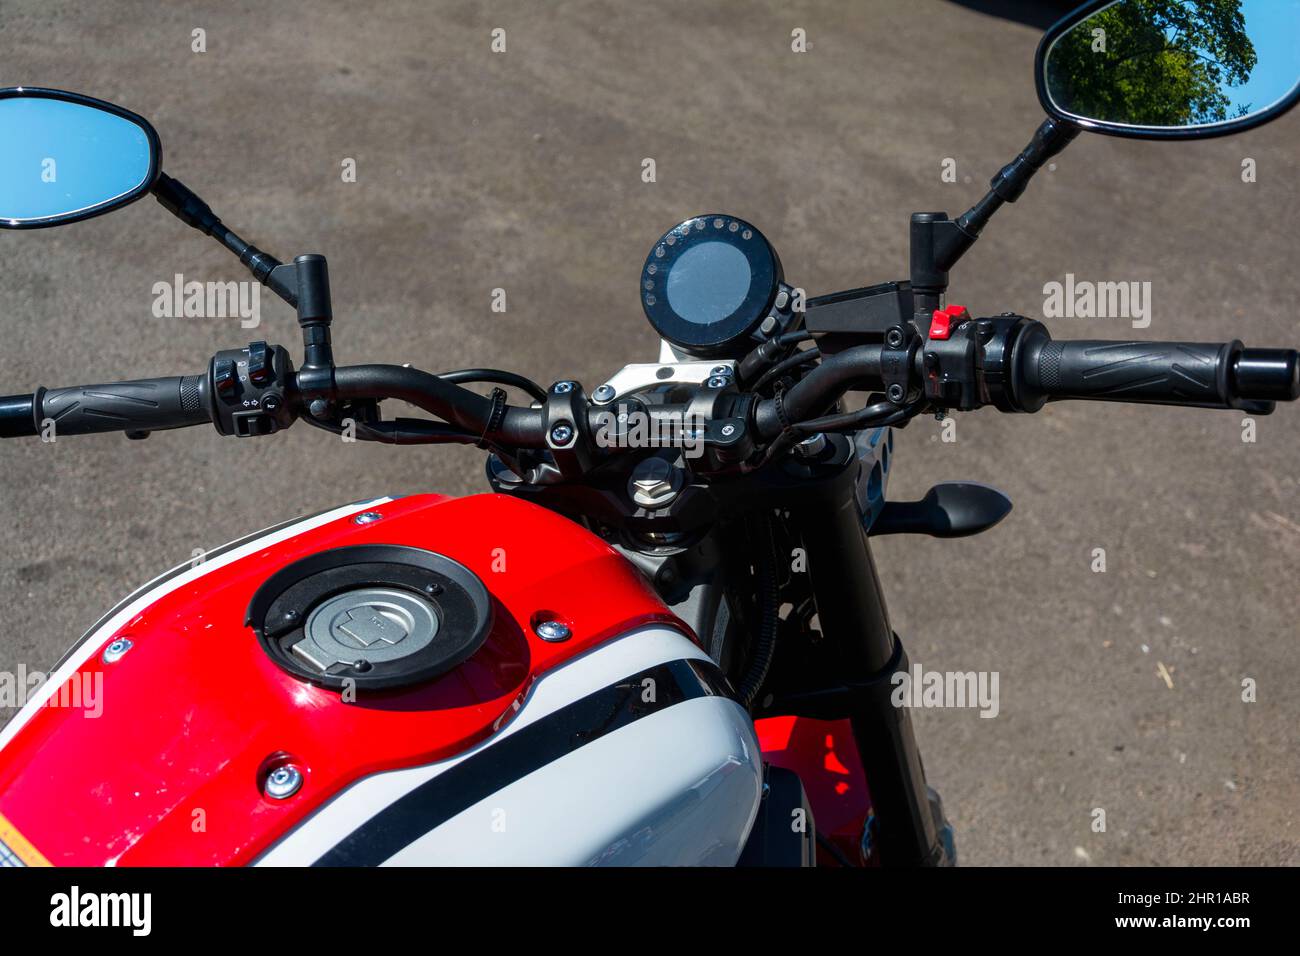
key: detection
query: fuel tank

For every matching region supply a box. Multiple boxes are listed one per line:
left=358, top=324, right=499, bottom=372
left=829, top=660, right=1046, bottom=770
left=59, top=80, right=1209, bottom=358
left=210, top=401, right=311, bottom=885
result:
left=0, top=494, right=762, bottom=866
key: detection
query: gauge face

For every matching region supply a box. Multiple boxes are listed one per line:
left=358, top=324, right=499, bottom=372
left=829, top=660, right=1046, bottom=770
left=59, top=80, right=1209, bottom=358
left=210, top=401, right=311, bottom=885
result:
left=640, top=215, right=781, bottom=356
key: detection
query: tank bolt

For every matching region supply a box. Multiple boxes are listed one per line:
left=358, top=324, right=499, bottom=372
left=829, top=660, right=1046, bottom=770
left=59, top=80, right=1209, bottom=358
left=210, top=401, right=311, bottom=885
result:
left=592, top=384, right=616, bottom=403
left=423, top=582, right=442, bottom=597
left=353, top=511, right=383, bottom=525
left=886, top=383, right=906, bottom=403
left=534, top=620, right=571, bottom=643
left=282, top=609, right=301, bottom=627
left=553, top=381, right=575, bottom=394
left=101, top=638, right=133, bottom=665
left=264, top=765, right=303, bottom=800
left=550, top=422, right=574, bottom=445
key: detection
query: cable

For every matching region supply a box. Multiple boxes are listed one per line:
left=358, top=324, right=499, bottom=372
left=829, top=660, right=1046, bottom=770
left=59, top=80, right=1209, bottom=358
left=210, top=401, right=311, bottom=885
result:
left=354, top=419, right=480, bottom=445
left=736, top=331, right=817, bottom=384
left=736, top=517, right=780, bottom=710
left=437, top=368, right=547, bottom=404
left=750, top=347, right=821, bottom=394
left=774, top=330, right=815, bottom=347
left=792, top=398, right=919, bottom=434
left=331, top=364, right=545, bottom=446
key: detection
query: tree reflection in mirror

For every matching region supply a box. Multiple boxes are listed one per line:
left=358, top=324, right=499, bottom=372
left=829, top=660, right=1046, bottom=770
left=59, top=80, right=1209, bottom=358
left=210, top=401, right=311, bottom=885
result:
left=1042, top=0, right=1300, bottom=130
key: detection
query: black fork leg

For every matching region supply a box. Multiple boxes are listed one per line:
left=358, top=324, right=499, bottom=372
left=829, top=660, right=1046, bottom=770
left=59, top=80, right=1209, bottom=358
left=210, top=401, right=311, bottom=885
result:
left=796, top=491, right=946, bottom=866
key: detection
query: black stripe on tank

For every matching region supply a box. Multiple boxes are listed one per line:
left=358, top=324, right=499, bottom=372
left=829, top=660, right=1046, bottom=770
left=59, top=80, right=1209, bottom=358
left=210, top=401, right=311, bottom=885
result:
left=312, top=658, right=733, bottom=866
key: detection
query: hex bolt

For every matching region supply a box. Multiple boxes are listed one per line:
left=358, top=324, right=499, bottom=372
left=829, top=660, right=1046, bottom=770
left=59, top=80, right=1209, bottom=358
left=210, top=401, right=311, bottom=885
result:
left=553, top=381, right=575, bottom=394
left=628, top=457, right=682, bottom=508
left=887, top=383, right=906, bottom=402
left=885, top=327, right=905, bottom=348
left=720, top=423, right=737, bottom=437
left=592, top=384, right=616, bottom=403
left=535, top=620, right=571, bottom=642
left=353, top=511, right=383, bottom=525
left=550, top=422, right=574, bottom=445
left=707, top=376, right=729, bottom=389
left=795, top=432, right=827, bottom=458
left=264, top=765, right=304, bottom=800
left=423, top=582, right=443, bottom=597
left=710, top=366, right=731, bottom=377
left=101, top=638, right=134, bottom=665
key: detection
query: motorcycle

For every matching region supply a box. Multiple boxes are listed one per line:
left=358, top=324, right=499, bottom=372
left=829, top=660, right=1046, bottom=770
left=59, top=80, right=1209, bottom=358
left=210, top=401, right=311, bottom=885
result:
left=0, top=0, right=1296, bottom=867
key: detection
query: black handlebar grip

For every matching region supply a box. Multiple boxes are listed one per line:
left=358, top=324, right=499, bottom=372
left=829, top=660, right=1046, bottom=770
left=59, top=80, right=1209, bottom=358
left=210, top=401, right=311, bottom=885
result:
left=35, top=375, right=212, bottom=436
left=1020, top=337, right=1240, bottom=408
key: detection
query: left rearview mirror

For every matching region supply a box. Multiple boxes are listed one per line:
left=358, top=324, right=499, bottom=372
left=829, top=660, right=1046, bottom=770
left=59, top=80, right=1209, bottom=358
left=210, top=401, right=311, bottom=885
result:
left=0, top=88, right=160, bottom=229
left=1036, top=0, right=1300, bottom=139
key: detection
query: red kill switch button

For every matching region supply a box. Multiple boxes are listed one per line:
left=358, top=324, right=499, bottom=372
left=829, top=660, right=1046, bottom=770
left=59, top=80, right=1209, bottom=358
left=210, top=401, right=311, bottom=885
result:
left=929, top=305, right=969, bottom=341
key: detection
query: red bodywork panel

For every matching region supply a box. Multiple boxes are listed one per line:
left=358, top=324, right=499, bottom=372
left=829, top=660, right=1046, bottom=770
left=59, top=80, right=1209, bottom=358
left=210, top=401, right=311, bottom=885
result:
left=755, top=716, right=873, bottom=866
left=0, top=494, right=681, bottom=866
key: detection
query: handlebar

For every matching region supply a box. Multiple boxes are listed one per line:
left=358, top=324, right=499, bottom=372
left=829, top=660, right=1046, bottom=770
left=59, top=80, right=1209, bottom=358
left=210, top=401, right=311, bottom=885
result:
left=331, top=364, right=544, bottom=446
left=749, top=319, right=1299, bottom=441
left=3, top=319, right=1297, bottom=467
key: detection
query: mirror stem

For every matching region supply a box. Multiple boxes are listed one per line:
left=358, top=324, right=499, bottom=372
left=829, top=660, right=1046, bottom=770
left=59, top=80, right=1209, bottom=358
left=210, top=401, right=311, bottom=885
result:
left=152, top=173, right=337, bottom=396
left=152, top=172, right=295, bottom=304
left=955, top=116, right=1078, bottom=242
left=909, top=116, right=1078, bottom=326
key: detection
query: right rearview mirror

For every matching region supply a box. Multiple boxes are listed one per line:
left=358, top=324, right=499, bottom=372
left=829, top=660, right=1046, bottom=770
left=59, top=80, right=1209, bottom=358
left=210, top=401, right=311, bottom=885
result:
left=1036, top=0, right=1300, bottom=138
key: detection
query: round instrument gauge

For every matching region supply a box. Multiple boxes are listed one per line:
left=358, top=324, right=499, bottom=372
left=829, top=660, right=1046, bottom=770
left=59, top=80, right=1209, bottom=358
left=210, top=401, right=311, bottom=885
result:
left=640, top=215, right=781, bottom=357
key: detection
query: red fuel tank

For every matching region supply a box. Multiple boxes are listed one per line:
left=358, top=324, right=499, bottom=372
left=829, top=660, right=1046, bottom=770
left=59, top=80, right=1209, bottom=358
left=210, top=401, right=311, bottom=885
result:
left=0, top=494, right=694, bottom=865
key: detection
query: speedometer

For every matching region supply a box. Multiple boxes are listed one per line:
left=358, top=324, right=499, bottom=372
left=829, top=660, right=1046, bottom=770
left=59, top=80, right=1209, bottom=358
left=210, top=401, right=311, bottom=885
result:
left=640, top=215, right=782, bottom=357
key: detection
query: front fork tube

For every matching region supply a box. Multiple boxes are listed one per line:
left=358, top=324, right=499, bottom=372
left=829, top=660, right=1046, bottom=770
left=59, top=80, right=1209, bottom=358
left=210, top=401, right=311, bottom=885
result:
left=797, top=493, right=947, bottom=866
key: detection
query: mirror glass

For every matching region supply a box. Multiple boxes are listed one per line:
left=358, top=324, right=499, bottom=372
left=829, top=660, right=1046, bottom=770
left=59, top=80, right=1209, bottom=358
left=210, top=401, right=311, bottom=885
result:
left=0, top=93, right=157, bottom=227
left=1042, top=0, right=1300, bottom=131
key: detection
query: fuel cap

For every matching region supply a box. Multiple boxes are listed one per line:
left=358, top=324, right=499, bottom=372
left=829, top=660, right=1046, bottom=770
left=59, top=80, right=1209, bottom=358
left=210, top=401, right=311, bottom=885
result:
left=295, top=587, right=441, bottom=671
left=246, top=545, right=492, bottom=692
